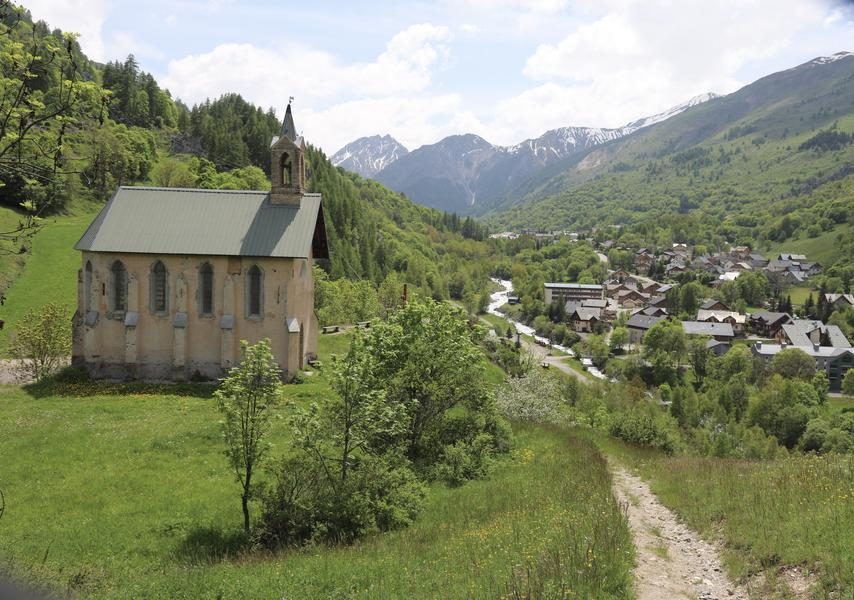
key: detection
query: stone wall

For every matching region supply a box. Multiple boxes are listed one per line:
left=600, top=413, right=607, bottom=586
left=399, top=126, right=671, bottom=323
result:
left=72, top=251, right=318, bottom=381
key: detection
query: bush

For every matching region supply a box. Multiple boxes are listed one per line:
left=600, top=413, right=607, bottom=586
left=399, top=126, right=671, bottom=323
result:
left=259, top=454, right=425, bottom=547
left=608, top=409, right=682, bottom=454
left=10, top=302, right=72, bottom=382
left=432, top=433, right=495, bottom=487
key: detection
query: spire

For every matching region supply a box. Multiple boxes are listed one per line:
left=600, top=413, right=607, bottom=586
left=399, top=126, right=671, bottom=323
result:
left=280, top=98, right=296, bottom=141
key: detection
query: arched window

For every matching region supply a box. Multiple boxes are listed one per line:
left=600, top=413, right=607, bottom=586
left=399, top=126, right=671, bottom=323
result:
left=84, top=261, right=93, bottom=312
left=248, top=265, right=262, bottom=317
left=151, top=261, right=167, bottom=313
left=111, top=260, right=127, bottom=312
left=199, top=262, right=214, bottom=315
left=280, top=152, right=292, bottom=186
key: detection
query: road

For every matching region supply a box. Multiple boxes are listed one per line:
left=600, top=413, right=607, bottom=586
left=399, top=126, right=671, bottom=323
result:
left=484, top=279, right=592, bottom=385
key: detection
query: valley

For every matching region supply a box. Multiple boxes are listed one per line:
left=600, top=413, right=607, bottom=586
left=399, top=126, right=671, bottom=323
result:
left=0, top=2, right=852, bottom=599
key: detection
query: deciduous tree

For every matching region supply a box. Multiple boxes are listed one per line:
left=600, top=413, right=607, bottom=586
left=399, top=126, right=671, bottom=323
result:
left=215, top=339, right=283, bottom=533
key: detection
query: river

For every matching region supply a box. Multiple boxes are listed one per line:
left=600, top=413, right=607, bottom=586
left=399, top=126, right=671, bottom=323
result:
left=487, top=278, right=614, bottom=380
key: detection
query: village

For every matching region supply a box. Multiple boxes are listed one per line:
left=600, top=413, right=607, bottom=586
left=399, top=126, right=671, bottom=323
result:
left=497, top=239, right=853, bottom=392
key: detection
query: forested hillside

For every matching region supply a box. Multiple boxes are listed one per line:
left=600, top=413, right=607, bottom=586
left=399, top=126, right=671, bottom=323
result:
left=490, top=54, right=854, bottom=271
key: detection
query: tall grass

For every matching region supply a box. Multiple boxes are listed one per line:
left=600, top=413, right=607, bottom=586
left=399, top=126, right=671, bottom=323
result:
left=0, top=343, right=632, bottom=599
left=595, top=433, right=854, bottom=598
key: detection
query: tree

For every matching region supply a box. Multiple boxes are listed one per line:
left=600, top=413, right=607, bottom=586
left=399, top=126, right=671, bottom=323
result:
left=10, top=302, right=71, bottom=381
left=495, top=368, right=563, bottom=423
left=362, top=299, right=504, bottom=465
left=609, top=326, right=628, bottom=353
left=643, top=320, right=687, bottom=381
left=771, top=348, right=816, bottom=381
left=215, top=339, right=283, bottom=533
left=579, top=334, right=609, bottom=369
left=843, top=368, right=854, bottom=397
left=687, top=336, right=711, bottom=385
left=679, top=281, right=704, bottom=315
left=0, top=4, right=104, bottom=213
left=325, top=333, right=407, bottom=481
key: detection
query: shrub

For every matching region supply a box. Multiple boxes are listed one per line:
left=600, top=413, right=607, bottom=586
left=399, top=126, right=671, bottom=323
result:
left=259, top=454, right=425, bottom=547
left=608, top=409, right=682, bottom=454
left=495, top=369, right=563, bottom=423
left=10, top=302, right=72, bottom=382
left=432, top=433, right=495, bottom=487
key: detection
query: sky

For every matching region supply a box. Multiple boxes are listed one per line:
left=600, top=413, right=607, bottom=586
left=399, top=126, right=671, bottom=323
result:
left=20, top=0, right=854, bottom=154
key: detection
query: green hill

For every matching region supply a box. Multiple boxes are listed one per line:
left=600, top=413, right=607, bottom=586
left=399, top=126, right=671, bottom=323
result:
left=489, top=54, right=854, bottom=271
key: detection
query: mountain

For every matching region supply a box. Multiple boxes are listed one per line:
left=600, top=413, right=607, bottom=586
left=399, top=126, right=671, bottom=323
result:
left=331, top=135, right=409, bottom=178
left=369, top=94, right=717, bottom=215
left=489, top=52, right=854, bottom=267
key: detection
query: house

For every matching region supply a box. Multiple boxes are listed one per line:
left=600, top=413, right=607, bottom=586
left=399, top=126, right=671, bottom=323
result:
left=748, top=311, right=793, bottom=338
left=672, top=243, right=691, bottom=257
left=681, top=321, right=735, bottom=342
left=700, top=299, right=730, bottom=312
left=606, top=283, right=634, bottom=299
left=72, top=104, right=328, bottom=381
left=696, top=309, right=746, bottom=335
left=647, top=295, right=669, bottom=308
left=752, top=342, right=854, bottom=392
left=825, top=293, right=854, bottom=309
left=568, top=307, right=602, bottom=333
left=610, top=268, right=632, bottom=282
left=617, top=288, right=650, bottom=308
left=778, top=321, right=851, bottom=349
left=639, top=281, right=661, bottom=295
left=748, top=253, right=768, bottom=269
left=706, top=339, right=731, bottom=356
left=627, top=314, right=666, bottom=345
left=507, top=295, right=520, bottom=305
left=665, top=261, right=688, bottom=276
left=731, top=245, right=751, bottom=260
left=778, top=253, right=807, bottom=262
left=633, top=305, right=668, bottom=318
left=544, top=283, right=604, bottom=305
left=634, top=249, right=655, bottom=274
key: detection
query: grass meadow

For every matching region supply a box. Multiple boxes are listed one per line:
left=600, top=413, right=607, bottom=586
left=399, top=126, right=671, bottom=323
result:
left=0, top=204, right=101, bottom=354
left=0, top=333, right=634, bottom=599
left=592, top=433, right=854, bottom=599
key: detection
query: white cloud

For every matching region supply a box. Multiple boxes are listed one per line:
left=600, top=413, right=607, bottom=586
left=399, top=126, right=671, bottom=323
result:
left=108, top=31, right=166, bottom=61
left=455, top=0, right=567, bottom=13
left=22, top=0, right=110, bottom=61
left=161, top=23, right=451, bottom=150
left=302, top=95, right=466, bottom=153
left=475, top=0, right=847, bottom=142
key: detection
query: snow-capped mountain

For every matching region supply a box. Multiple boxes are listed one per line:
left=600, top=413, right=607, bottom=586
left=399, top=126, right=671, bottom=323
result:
left=621, top=93, right=720, bottom=132
left=330, top=135, right=408, bottom=178
left=802, top=51, right=853, bottom=67
left=371, top=93, right=718, bottom=214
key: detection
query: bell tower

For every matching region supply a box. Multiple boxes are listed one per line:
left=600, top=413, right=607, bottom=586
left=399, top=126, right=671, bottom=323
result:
left=270, top=100, right=306, bottom=206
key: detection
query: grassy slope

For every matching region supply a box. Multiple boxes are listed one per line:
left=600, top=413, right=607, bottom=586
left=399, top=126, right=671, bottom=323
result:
left=592, top=433, right=854, bottom=598
left=0, top=205, right=100, bottom=353
left=765, top=223, right=853, bottom=268
left=0, top=334, right=633, bottom=599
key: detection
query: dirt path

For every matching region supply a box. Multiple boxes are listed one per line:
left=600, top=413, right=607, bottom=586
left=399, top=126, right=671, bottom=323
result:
left=522, top=339, right=592, bottom=385
left=611, top=466, right=748, bottom=600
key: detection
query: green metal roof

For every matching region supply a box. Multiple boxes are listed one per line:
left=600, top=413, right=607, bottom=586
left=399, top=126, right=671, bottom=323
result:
left=75, top=187, right=327, bottom=259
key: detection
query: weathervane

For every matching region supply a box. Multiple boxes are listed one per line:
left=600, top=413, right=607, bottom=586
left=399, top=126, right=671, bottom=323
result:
left=289, top=96, right=294, bottom=105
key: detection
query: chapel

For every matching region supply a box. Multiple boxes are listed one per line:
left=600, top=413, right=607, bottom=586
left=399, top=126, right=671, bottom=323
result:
left=72, top=103, right=328, bottom=380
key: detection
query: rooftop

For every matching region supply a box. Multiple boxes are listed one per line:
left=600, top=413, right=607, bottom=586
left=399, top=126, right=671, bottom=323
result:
left=76, top=187, right=327, bottom=259
left=681, top=321, right=735, bottom=337
left=545, top=283, right=603, bottom=290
